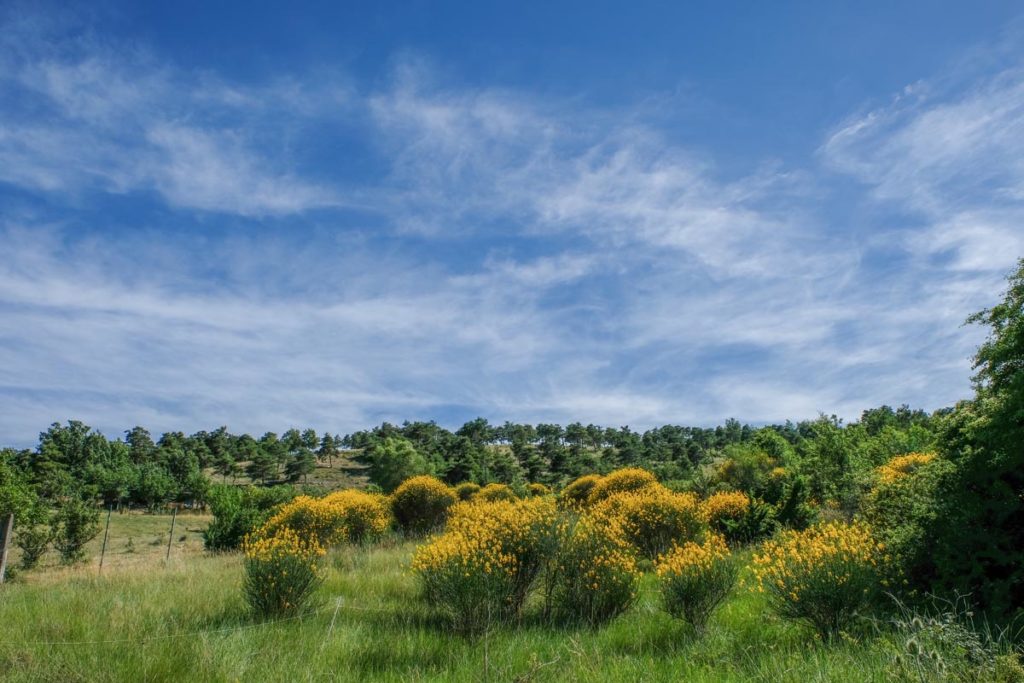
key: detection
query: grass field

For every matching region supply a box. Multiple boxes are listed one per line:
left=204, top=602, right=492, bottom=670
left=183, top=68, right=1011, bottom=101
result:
left=6, top=510, right=212, bottom=578
left=0, top=519, right=908, bottom=682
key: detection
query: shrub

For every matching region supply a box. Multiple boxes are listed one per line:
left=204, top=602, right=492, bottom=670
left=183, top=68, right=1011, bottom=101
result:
left=725, top=498, right=778, bottom=544
left=587, top=468, right=660, bottom=505
left=752, top=521, right=890, bottom=639
left=453, top=482, right=481, bottom=501
left=15, top=522, right=52, bottom=570
left=258, top=495, right=347, bottom=548
left=321, top=490, right=392, bottom=544
left=203, top=485, right=299, bottom=551
left=559, top=474, right=602, bottom=508
left=527, top=482, right=551, bottom=497
left=475, top=483, right=518, bottom=502
left=876, top=452, right=937, bottom=484
left=771, top=475, right=817, bottom=530
left=704, top=490, right=778, bottom=543
left=243, top=528, right=324, bottom=618
left=391, top=476, right=457, bottom=536
left=411, top=498, right=558, bottom=632
left=591, top=488, right=706, bottom=559
left=862, top=454, right=953, bottom=585
left=544, top=514, right=640, bottom=626
left=13, top=502, right=51, bottom=570
left=657, top=534, right=738, bottom=631
left=52, top=498, right=101, bottom=565
left=0, top=461, right=38, bottom=526
left=711, top=444, right=778, bottom=494
left=704, top=491, right=750, bottom=530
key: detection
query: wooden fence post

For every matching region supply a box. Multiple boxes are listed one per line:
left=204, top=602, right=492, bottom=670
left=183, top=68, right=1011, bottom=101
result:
left=98, top=506, right=112, bottom=573
left=0, top=513, right=14, bottom=584
left=165, top=507, right=177, bottom=562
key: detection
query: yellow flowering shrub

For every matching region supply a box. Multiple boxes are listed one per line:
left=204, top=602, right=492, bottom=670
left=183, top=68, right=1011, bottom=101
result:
left=257, top=495, right=348, bottom=548
left=751, top=521, right=890, bottom=638
left=411, top=497, right=559, bottom=632
left=875, top=452, right=937, bottom=484
left=591, top=487, right=707, bottom=558
left=587, top=467, right=660, bottom=505
left=559, top=474, right=603, bottom=508
left=321, top=490, right=392, bottom=544
left=243, top=528, right=325, bottom=617
left=527, top=482, right=551, bottom=497
left=657, top=534, right=737, bottom=631
left=544, top=514, right=640, bottom=625
left=475, top=482, right=518, bottom=502
left=704, top=491, right=751, bottom=528
left=453, top=482, right=481, bottom=501
left=391, top=475, right=457, bottom=536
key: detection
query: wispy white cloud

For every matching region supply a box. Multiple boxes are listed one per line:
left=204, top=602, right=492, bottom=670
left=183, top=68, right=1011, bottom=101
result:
left=822, top=61, right=1024, bottom=273
left=0, top=13, right=1018, bottom=444
left=0, top=16, right=346, bottom=216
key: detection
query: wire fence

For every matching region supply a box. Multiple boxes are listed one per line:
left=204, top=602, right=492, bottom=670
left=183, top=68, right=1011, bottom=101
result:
left=0, top=507, right=217, bottom=582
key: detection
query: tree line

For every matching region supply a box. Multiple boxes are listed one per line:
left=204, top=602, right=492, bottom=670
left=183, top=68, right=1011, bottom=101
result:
left=0, top=406, right=939, bottom=513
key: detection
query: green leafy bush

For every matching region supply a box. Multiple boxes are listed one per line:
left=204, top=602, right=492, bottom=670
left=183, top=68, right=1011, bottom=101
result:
left=15, top=516, right=52, bottom=570
left=52, top=497, right=101, bottom=565
left=203, top=485, right=298, bottom=551
left=721, top=498, right=777, bottom=544
left=862, top=453, right=953, bottom=587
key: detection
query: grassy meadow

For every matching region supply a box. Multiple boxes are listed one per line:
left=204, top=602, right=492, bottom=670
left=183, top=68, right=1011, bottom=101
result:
left=1, top=520, right=904, bottom=682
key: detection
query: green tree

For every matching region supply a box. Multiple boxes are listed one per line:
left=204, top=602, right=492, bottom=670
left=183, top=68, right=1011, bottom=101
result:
left=125, top=426, right=157, bottom=465
left=925, top=259, right=1024, bottom=618
left=442, top=436, right=482, bottom=484
left=259, top=432, right=288, bottom=479
left=245, top=447, right=277, bottom=485
left=0, top=459, right=37, bottom=525
left=133, top=461, right=178, bottom=509
left=207, top=427, right=238, bottom=482
left=282, top=429, right=316, bottom=483
left=52, top=497, right=101, bottom=565
left=362, top=437, right=433, bottom=492
left=286, top=448, right=316, bottom=483
left=317, top=433, right=337, bottom=467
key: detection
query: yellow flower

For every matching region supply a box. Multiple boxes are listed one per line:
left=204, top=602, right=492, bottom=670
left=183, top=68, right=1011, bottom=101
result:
left=875, top=452, right=937, bottom=484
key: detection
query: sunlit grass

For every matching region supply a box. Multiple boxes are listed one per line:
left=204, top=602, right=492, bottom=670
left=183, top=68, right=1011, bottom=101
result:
left=0, top=534, right=904, bottom=682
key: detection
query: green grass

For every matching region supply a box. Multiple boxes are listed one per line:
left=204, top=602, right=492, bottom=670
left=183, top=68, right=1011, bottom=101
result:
left=0, top=532, right=907, bottom=682
left=7, top=509, right=212, bottom=576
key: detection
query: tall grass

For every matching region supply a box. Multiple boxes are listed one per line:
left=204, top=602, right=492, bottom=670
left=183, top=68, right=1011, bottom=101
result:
left=0, top=538, right=937, bottom=682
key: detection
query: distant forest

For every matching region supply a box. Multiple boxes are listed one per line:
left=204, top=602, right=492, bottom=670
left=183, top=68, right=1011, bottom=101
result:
left=0, top=404, right=941, bottom=510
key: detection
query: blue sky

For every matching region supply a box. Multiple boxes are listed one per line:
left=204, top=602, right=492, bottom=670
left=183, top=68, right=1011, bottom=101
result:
left=1, top=2, right=1023, bottom=445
